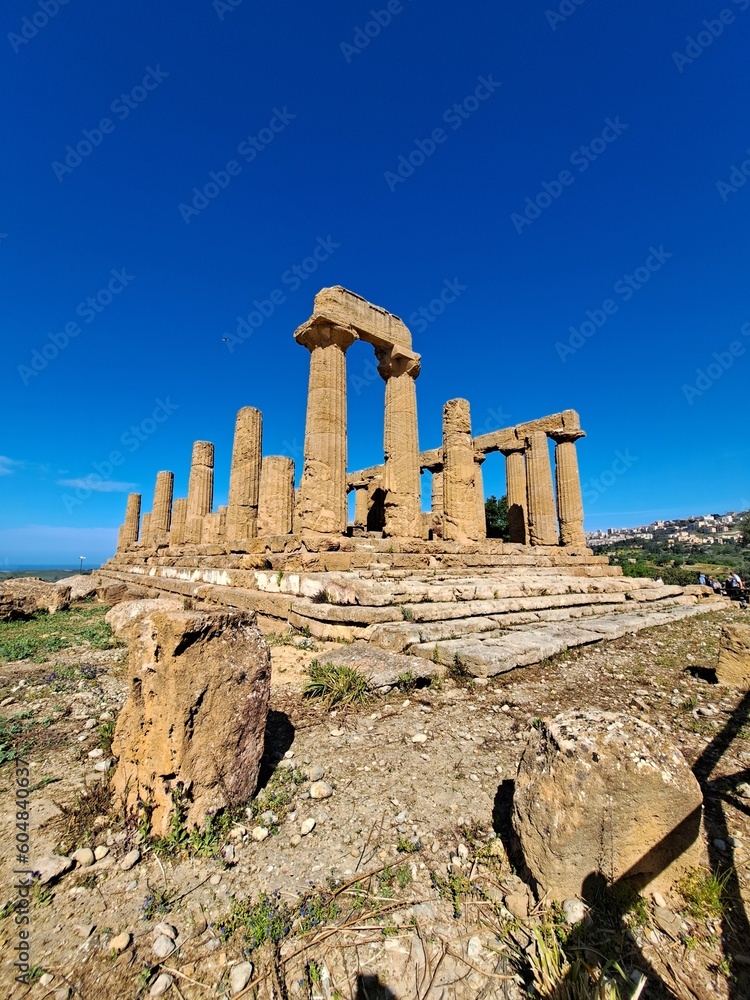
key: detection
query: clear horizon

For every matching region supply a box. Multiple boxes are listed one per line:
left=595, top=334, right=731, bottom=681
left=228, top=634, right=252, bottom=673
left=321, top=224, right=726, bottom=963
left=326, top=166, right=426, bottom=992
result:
left=3, top=1, right=749, bottom=566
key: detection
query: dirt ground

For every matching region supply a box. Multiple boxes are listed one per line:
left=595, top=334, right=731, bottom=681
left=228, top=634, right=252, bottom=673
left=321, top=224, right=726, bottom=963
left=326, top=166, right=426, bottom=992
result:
left=0, top=603, right=748, bottom=1000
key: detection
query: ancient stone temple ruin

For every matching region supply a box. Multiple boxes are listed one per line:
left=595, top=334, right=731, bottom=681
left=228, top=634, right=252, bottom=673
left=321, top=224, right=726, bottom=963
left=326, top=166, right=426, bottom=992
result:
left=101, top=287, right=721, bottom=675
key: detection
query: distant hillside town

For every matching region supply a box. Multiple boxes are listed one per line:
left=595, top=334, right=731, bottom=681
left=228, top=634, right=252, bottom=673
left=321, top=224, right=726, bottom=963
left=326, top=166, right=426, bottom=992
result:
left=587, top=511, right=748, bottom=548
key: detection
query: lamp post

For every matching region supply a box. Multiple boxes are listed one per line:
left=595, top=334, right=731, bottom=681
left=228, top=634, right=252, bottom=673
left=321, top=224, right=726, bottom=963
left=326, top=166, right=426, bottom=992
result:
left=79, top=555, right=86, bottom=574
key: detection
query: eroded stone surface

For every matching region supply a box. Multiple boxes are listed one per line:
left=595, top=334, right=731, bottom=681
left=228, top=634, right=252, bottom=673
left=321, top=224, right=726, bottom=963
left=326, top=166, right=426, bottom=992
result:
left=512, top=709, right=705, bottom=900
left=112, top=608, right=270, bottom=835
left=0, top=578, right=71, bottom=620
left=717, top=624, right=750, bottom=688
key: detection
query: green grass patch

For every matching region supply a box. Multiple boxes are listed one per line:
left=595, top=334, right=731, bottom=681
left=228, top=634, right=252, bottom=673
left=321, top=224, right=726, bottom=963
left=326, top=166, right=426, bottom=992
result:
left=0, top=606, right=119, bottom=663
left=304, top=661, right=370, bottom=708
left=678, top=867, right=731, bottom=920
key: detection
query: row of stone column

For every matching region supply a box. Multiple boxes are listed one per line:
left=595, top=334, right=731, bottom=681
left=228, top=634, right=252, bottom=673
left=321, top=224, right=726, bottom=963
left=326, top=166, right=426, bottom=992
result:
left=434, top=400, right=585, bottom=547
left=116, top=407, right=297, bottom=551
left=294, top=322, right=422, bottom=537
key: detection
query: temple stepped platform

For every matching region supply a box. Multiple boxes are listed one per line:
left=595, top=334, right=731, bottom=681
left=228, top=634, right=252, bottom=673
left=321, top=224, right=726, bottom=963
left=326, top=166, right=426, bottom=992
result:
left=98, top=540, right=727, bottom=678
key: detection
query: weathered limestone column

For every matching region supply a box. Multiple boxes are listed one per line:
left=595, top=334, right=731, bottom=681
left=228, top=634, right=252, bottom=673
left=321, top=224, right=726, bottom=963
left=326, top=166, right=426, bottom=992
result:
left=474, top=454, right=487, bottom=541
left=140, top=513, right=151, bottom=544
left=294, top=324, right=356, bottom=533
left=170, top=499, right=188, bottom=546
left=226, top=407, right=262, bottom=545
left=431, top=469, right=444, bottom=518
left=551, top=431, right=586, bottom=546
left=258, top=456, right=295, bottom=536
left=443, top=399, right=482, bottom=542
left=353, top=486, right=368, bottom=528
left=217, top=506, right=227, bottom=541
left=378, top=349, right=422, bottom=537
left=501, top=445, right=528, bottom=544
left=185, top=441, right=214, bottom=544
left=149, top=471, right=174, bottom=544
left=525, top=431, right=558, bottom=546
left=117, top=493, right=141, bottom=550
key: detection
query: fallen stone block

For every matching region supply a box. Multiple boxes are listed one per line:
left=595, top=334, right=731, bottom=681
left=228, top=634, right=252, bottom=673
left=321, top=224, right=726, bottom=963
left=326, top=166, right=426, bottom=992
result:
left=0, top=578, right=70, bottom=620
left=717, top=624, right=750, bottom=688
left=512, top=710, right=704, bottom=900
left=112, top=607, right=270, bottom=836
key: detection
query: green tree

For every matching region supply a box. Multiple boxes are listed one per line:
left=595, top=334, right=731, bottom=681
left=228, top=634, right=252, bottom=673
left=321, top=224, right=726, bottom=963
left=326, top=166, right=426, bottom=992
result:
left=739, top=511, right=750, bottom=547
left=485, top=494, right=509, bottom=540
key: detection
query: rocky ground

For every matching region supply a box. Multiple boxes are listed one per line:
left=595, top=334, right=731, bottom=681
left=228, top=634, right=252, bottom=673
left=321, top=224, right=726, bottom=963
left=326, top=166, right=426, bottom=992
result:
left=0, top=601, right=749, bottom=1000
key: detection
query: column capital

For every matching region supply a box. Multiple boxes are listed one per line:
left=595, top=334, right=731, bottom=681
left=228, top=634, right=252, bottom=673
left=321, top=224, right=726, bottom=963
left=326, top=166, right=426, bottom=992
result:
left=375, top=345, right=421, bottom=381
left=498, top=441, right=525, bottom=457
left=549, top=429, right=586, bottom=444
left=295, top=320, right=357, bottom=353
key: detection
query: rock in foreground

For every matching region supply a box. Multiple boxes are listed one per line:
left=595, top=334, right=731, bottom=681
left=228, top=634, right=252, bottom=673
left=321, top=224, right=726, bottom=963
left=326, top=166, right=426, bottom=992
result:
left=512, top=709, right=704, bottom=900
left=112, top=607, right=270, bottom=835
left=717, top=624, right=750, bottom=688
left=0, top=578, right=71, bottom=620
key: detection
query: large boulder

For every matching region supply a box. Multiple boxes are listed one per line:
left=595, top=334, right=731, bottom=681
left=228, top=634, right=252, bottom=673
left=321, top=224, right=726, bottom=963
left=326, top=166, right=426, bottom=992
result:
left=717, top=624, right=750, bottom=688
left=512, top=710, right=704, bottom=900
left=0, top=578, right=71, bottom=620
left=55, top=574, right=98, bottom=602
left=111, top=608, right=271, bottom=836
left=105, top=598, right=183, bottom=644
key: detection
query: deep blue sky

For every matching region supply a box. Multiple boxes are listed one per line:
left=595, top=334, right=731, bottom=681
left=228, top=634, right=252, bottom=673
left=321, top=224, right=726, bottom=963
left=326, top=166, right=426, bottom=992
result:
left=2, top=0, right=750, bottom=566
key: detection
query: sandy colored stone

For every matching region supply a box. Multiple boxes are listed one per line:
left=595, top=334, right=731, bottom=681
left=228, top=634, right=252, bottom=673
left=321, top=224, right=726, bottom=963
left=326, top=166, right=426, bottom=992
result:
left=170, top=498, right=188, bottom=546
left=502, top=446, right=527, bottom=544
left=378, top=347, right=423, bottom=537
left=56, top=574, right=97, bottom=601
left=443, top=399, right=482, bottom=543
left=105, top=598, right=184, bottom=643
left=552, top=433, right=586, bottom=547
left=112, top=607, right=270, bottom=836
left=717, top=624, right=750, bottom=688
left=0, top=578, right=71, bottom=620
left=117, top=492, right=141, bottom=551
left=474, top=455, right=487, bottom=542
left=525, top=430, right=557, bottom=546
left=150, top=471, right=174, bottom=544
left=295, top=324, right=355, bottom=533
left=512, top=710, right=705, bottom=900
left=185, top=441, right=214, bottom=544
left=258, top=456, right=295, bottom=536
left=226, top=407, right=262, bottom=544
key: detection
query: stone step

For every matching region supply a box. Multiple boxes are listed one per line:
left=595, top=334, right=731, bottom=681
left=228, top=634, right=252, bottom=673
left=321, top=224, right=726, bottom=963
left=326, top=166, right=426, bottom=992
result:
left=408, top=602, right=726, bottom=677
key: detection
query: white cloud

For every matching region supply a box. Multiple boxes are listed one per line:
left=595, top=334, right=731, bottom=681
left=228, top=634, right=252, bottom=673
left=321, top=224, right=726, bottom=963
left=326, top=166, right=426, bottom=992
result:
left=0, top=456, right=21, bottom=476
left=56, top=478, right=137, bottom=493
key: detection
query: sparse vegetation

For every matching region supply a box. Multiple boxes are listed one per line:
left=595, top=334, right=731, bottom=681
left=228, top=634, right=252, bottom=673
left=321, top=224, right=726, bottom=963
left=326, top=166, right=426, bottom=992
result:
left=678, top=866, right=731, bottom=920
left=304, top=661, right=370, bottom=707
left=0, top=605, right=119, bottom=662
left=55, top=780, right=114, bottom=854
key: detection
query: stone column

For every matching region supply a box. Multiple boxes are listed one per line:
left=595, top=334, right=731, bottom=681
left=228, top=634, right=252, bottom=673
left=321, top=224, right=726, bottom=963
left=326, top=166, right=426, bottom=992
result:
left=501, top=446, right=528, bottom=544
left=185, top=441, right=214, bottom=544
left=258, top=456, right=295, bottom=536
left=552, top=431, right=586, bottom=546
left=443, top=399, right=482, bottom=542
left=226, top=407, right=262, bottom=545
left=431, top=469, right=444, bottom=518
left=117, top=493, right=141, bottom=551
left=353, top=486, right=368, bottom=528
left=378, top=349, right=422, bottom=537
left=150, top=471, right=174, bottom=544
left=525, top=431, right=558, bottom=546
left=474, top=454, right=487, bottom=541
left=294, top=324, right=356, bottom=533
left=170, top=498, right=188, bottom=546
left=141, top=513, right=151, bottom=544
